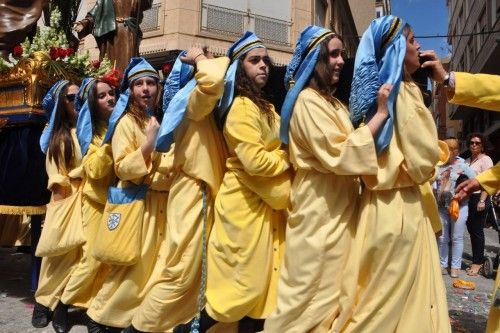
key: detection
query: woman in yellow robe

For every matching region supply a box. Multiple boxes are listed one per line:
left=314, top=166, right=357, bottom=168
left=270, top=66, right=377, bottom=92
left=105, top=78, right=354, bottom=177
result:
left=441, top=71, right=500, bottom=333
left=174, top=32, right=291, bottom=333
left=128, top=49, right=229, bottom=333
left=57, top=78, right=118, bottom=324
left=86, top=58, right=175, bottom=330
left=264, top=26, right=392, bottom=333
left=333, top=18, right=450, bottom=333
left=32, top=80, right=82, bottom=333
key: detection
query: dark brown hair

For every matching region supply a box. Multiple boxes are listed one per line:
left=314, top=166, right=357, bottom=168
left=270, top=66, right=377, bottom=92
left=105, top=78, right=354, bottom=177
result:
left=307, top=34, right=344, bottom=107
left=47, top=82, right=79, bottom=171
left=467, top=132, right=488, bottom=154
left=127, top=78, right=162, bottom=130
left=235, top=51, right=275, bottom=125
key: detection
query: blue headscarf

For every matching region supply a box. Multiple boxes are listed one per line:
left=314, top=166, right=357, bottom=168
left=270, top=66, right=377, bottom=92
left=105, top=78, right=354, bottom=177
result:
left=155, top=51, right=196, bottom=152
left=280, top=26, right=336, bottom=144
left=75, top=78, right=97, bottom=156
left=349, top=15, right=406, bottom=153
left=102, top=57, right=160, bottom=144
left=215, top=31, right=266, bottom=126
left=39, top=80, right=70, bottom=154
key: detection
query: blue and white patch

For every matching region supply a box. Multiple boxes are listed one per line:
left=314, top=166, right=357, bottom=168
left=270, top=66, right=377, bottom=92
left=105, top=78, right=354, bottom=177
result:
left=107, top=213, right=121, bottom=231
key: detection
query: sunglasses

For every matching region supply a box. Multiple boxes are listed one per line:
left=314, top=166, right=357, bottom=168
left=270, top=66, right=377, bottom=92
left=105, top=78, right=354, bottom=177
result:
left=329, top=48, right=347, bottom=58
left=66, top=94, right=76, bottom=102
left=469, top=141, right=482, bottom=146
left=247, top=55, right=272, bottom=66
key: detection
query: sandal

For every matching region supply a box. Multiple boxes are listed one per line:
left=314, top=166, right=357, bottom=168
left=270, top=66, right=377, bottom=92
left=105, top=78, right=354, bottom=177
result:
left=466, top=264, right=483, bottom=276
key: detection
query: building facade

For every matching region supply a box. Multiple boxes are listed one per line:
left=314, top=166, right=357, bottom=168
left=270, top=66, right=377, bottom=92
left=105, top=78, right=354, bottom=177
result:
left=80, top=0, right=366, bottom=70
left=447, top=0, right=500, bottom=160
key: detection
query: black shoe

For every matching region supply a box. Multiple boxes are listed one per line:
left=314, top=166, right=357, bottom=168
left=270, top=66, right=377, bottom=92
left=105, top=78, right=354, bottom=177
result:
left=122, top=324, right=146, bottom=333
left=86, top=314, right=106, bottom=333
left=31, top=302, right=52, bottom=328
left=238, top=317, right=265, bottom=333
left=173, top=309, right=217, bottom=333
left=52, top=301, right=69, bottom=333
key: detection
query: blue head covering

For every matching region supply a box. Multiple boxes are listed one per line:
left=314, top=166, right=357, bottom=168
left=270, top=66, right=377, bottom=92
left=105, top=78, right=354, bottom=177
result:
left=215, top=31, right=266, bottom=125
left=349, top=15, right=406, bottom=153
left=280, top=26, right=336, bottom=144
left=103, top=57, right=160, bottom=144
left=155, top=51, right=197, bottom=152
left=39, top=80, right=70, bottom=154
left=75, top=78, right=97, bottom=156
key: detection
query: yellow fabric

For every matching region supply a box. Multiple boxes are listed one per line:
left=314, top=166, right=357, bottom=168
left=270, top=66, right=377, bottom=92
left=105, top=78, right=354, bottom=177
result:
left=35, top=190, right=84, bottom=257
left=205, top=96, right=291, bottom=322
left=87, top=114, right=175, bottom=328
left=419, top=182, right=442, bottom=234
left=82, top=128, right=115, bottom=205
left=448, top=72, right=500, bottom=112
left=170, top=56, right=229, bottom=196
left=94, top=194, right=144, bottom=265
left=333, top=82, right=450, bottom=333
left=60, top=130, right=114, bottom=308
left=264, top=88, right=377, bottom=333
left=476, top=163, right=500, bottom=195
left=132, top=57, right=228, bottom=332
left=486, top=266, right=500, bottom=333
left=35, top=129, right=83, bottom=309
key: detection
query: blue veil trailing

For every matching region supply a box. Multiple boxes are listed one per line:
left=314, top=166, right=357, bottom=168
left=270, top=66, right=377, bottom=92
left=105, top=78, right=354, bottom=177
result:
left=349, top=15, right=406, bottom=153
left=279, top=26, right=336, bottom=144
left=75, top=78, right=97, bottom=156
left=39, top=80, right=70, bottom=154
left=155, top=51, right=196, bottom=152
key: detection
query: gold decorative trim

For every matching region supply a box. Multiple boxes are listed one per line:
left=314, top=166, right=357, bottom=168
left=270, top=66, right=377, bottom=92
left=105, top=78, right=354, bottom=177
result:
left=0, top=205, right=46, bottom=215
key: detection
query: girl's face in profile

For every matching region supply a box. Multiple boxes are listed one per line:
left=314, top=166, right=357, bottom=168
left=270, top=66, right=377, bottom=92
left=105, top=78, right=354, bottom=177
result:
left=242, top=47, right=270, bottom=89
left=404, top=29, right=421, bottom=74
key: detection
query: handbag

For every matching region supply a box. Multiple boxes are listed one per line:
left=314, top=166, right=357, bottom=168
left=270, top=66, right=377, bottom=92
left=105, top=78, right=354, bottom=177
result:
left=35, top=190, right=85, bottom=257
left=93, top=183, right=149, bottom=266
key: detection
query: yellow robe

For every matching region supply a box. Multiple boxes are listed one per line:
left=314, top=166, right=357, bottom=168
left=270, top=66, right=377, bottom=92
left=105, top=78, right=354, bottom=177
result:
left=448, top=72, right=500, bottom=112
left=35, top=129, right=83, bottom=310
left=447, top=72, right=500, bottom=333
left=87, top=114, right=175, bottom=328
left=132, top=57, right=230, bottom=332
left=60, top=127, right=115, bottom=308
left=264, top=88, right=377, bottom=333
left=333, top=82, right=451, bottom=333
left=205, top=96, right=291, bottom=322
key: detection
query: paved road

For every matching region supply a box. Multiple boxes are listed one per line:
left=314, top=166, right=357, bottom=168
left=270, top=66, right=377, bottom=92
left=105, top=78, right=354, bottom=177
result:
left=0, top=228, right=498, bottom=333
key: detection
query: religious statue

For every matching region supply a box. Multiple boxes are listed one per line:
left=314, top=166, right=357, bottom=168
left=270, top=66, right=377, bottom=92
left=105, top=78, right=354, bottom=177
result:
left=73, top=0, right=153, bottom=72
left=0, top=0, right=48, bottom=58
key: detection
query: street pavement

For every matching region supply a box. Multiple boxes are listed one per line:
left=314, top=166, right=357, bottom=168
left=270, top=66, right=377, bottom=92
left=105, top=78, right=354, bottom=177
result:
left=0, top=228, right=498, bottom=333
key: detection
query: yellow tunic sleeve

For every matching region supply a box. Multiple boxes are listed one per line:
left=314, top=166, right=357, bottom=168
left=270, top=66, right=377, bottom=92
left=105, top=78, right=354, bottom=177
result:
left=290, top=88, right=377, bottom=175
left=185, top=57, right=230, bottom=121
left=83, top=140, right=113, bottom=180
left=476, top=163, right=500, bottom=195
left=111, top=115, right=150, bottom=182
left=396, top=83, right=441, bottom=184
left=46, top=153, right=70, bottom=191
left=448, top=72, right=500, bottom=112
left=225, top=99, right=289, bottom=177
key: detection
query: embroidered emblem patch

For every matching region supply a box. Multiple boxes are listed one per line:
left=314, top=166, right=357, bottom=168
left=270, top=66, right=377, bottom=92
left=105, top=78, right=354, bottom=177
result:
left=107, top=213, right=121, bottom=230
